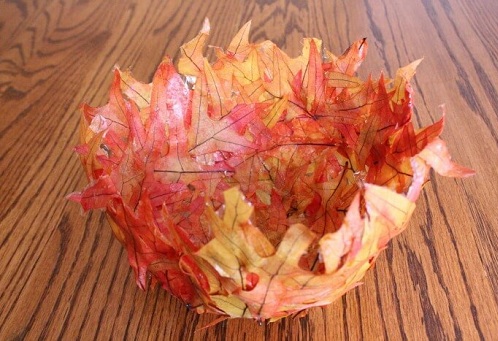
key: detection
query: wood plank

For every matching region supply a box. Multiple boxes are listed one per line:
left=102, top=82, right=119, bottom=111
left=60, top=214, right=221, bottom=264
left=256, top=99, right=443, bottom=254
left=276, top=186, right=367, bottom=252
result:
left=1, top=0, right=497, bottom=339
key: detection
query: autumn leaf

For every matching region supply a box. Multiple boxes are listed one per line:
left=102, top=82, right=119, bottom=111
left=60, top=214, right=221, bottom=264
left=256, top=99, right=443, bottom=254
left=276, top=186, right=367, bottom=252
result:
left=69, top=20, right=475, bottom=322
left=178, top=18, right=210, bottom=77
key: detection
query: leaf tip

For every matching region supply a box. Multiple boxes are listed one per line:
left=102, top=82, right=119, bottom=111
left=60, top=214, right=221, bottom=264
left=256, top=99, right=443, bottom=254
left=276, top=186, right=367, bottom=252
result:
left=201, top=17, right=211, bottom=34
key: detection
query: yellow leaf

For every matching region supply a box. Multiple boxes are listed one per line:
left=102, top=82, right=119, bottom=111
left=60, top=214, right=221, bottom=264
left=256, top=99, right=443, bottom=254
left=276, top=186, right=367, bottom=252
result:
left=392, top=58, right=422, bottom=105
left=178, top=18, right=210, bottom=76
left=227, top=21, right=252, bottom=57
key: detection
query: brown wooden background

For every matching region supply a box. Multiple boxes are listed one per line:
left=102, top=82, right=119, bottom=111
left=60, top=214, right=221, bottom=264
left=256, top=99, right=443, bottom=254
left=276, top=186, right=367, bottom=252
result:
left=1, top=0, right=497, bottom=340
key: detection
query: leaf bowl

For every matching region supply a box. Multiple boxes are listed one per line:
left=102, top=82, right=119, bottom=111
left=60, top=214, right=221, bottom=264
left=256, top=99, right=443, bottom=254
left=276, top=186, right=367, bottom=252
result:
left=69, top=20, right=474, bottom=323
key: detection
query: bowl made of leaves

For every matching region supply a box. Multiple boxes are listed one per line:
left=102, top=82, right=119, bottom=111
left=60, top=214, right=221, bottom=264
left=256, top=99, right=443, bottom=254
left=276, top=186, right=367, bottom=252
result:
left=70, top=20, right=474, bottom=323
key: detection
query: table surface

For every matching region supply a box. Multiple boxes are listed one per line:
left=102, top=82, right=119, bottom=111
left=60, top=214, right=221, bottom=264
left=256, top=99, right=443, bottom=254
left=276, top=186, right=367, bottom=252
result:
left=1, top=0, right=497, bottom=340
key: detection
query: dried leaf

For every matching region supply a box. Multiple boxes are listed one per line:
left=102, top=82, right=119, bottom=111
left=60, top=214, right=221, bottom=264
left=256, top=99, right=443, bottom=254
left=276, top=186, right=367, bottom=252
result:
left=178, top=18, right=210, bottom=76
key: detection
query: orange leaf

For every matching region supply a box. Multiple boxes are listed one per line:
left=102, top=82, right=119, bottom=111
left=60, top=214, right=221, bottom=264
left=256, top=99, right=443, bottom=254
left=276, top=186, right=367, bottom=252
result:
left=178, top=18, right=210, bottom=76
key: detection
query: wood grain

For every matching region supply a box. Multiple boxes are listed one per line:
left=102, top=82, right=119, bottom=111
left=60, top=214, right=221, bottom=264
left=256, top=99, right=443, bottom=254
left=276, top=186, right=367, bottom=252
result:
left=1, top=0, right=497, bottom=339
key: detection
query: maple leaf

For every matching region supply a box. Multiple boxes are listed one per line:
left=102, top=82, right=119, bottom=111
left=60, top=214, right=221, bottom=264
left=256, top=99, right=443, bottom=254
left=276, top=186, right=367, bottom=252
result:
left=69, top=20, right=475, bottom=322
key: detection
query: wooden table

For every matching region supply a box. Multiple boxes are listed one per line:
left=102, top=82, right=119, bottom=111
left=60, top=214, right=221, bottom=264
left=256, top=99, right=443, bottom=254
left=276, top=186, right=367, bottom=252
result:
left=1, top=0, right=497, bottom=339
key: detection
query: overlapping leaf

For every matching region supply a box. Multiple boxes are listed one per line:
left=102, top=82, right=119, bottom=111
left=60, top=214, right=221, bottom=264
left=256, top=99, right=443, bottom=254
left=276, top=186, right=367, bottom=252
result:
left=70, top=20, right=474, bottom=321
